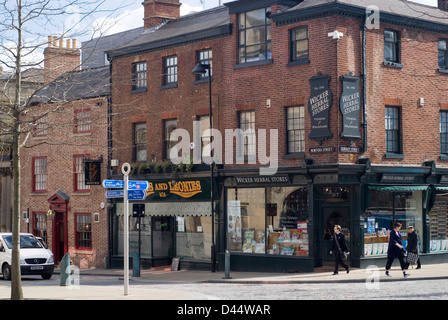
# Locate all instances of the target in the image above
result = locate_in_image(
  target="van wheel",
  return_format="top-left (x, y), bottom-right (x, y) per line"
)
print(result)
top-left (41, 273), bottom-right (52, 280)
top-left (2, 264), bottom-right (11, 281)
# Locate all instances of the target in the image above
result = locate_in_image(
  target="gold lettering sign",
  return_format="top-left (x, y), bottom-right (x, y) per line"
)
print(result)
top-left (146, 181), bottom-right (203, 199)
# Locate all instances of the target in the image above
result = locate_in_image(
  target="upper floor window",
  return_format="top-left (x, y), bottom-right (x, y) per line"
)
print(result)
top-left (132, 61), bottom-right (147, 91)
top-left (286, 106), bottom-right (305, 154)
top-left (163, 55), bottom-right (178, 86)
top-left (164, 119), bottom-right (177, 160)
top-left (198, 115), bottom-right (211, 158)
top-left (384, 29), bottom-right (400, 64)
top-left (133, 122), bottom-right (147, 162)
top-left (196, 49), bottom-right (213, 80)
top-left (385, 106), bottom-right (402, 155)
top-left (290, 26), bottom-right (309, 63)
top-left (239, 111), bottom-right (256, 159)
top-left (440, 111), bottom-right (448, 155)
top-left (439, 39), bottom-right (448, 70)
top-left (238, 7), bottom-right (271, 64)
top-left (33, 115), bottom-right (48, 137)
top-left (74, 155), bottom-right (90, 192)
top-left (32, 157), bottom-right (47, 192)
top-left (74, 108), bottom-right (91, 134)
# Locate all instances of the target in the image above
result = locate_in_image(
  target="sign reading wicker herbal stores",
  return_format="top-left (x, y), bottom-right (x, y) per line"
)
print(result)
top-left (339, 73), bottom-right (361, 142)
top-left (308, 73), bottom-right (333, 144)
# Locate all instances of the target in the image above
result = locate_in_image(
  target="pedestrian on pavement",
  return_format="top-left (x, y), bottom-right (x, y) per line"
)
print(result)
top-left (329, 225), bottom-right (349, 275)
top-left (385, 222), bottom-right (410, 277)
top-left (406, 226), bottom-right (421, 269)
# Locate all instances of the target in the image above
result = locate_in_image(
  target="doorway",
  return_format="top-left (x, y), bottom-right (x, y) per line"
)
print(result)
top-left (53, 211), bottom-right (68, 263)
top-left (151, 216), bottom-right (174, 266)
top-left (315, 186), bottom-right (351, 264)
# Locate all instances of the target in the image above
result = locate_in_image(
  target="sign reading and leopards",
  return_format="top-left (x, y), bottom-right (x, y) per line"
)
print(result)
top-left (308, 73), bottom-right (333, 144)
top-left (339, 73), bottom-right (361, 142)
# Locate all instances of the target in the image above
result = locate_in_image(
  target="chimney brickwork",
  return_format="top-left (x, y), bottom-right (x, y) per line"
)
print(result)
top-left (143, 0), bottom-right (181, 29)
top-left (44, 36), bottom-right (80, 85)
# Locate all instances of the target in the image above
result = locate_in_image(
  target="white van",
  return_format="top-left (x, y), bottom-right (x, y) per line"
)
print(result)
top-left (0, 233), bottom-right (54, 280)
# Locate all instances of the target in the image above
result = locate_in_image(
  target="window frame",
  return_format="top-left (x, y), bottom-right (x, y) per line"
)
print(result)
top-left (286, 106), bottom-right (305, 155)
top-left (131, 61), bottom-right (147, 92)
top-left (384, 29), bottom-right (401, 66)
top-left (195, 49), bottom-right (213, 81)
top-left (75, 212), bottom-right (92, 250)
top-left (289, 26), bottom-right (309, 66)
top-left (237, 7), bottom-right (272, 65)
top-left (32, 156), bottom-right (47, 192)
top-left (440, 110), bottom-right (448, 156)
top-left (74, 154), bottom-right (91, 192)
top-left (238, 110), bottom-right (256, 160)
top-left (32, 212), bottom-right (47, 244)
top-left (162, 55), bottom-right (178, 88)
top-left (133, 122), bottom-right (147, 162)
top-left (163, 119), bottom-right (178, 160)
top-left (73, 108), bottom-right (91, 134)
top-left (438, 38), bottom-right (448, 71)
top-left (385, 106), bottom-right (403, 157)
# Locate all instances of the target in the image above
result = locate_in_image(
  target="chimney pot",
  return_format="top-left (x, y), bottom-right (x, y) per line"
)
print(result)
top-left (66, 39), bottom-right (71, 49)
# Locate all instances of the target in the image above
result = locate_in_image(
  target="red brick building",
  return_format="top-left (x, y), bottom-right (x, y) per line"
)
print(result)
top-left (20, 38), bottom-right (110, 268)
top-left (107, 0), bottom-right (448, 272)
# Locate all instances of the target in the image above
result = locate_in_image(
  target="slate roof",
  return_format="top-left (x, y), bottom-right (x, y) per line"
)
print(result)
top-left (107, 6), bottom-right (231, 58)
top-left (32, 66), bottom-right (110, 104)
top-left (274, 0), bottom-right (448, 31)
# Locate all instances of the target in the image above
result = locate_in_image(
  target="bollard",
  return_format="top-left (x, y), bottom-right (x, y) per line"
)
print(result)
top-left (223, 249), bottom-right (232, 279)
top-left (132, 251), bottom-right (140, 277)
top-left (59, 252), bottom-right (71, 286)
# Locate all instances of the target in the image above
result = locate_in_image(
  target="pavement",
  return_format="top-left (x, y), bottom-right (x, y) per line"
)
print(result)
top-left (0, 263), bottom-right (447, 300)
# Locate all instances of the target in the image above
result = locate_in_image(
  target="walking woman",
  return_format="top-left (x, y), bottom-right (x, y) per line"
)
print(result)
top-left (406, 226), bottom-right (421, 269)
top-left (329, 225), bottom-right (349, 275)
top-left (385, 222), bottom-right (410, 277)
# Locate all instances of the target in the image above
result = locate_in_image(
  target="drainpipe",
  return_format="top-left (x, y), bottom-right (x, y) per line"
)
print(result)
top-left (362, 14), bottom-right (368, 153)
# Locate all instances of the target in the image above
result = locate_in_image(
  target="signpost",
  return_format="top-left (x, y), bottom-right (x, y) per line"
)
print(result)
top-left (105, 189), bottom-right (148, 200)
top-left (122, 163), bottom-right (130, 296)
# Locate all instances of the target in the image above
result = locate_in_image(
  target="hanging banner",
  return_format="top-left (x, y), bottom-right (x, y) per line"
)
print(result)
top-left (308, 73), bottom-right (332, 143)
top-left (340, 73), bottom-right (361, 140)
top-left (84, 160), bottom-right (101, 185)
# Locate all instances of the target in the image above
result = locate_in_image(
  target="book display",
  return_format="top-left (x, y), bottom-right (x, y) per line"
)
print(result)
top-left (429, 197), bottom-right (448, 252)
top-left (267, 222), bottom-right (309, 256)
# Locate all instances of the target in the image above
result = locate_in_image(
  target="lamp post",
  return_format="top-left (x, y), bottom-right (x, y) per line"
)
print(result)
top-left (192, 62), bottom-right (216, 272)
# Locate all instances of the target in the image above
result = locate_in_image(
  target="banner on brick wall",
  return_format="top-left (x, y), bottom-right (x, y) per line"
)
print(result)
top-left (340, 73), bottom-right (361, 141)
top-left (308, 73), bottom-right (333, 144)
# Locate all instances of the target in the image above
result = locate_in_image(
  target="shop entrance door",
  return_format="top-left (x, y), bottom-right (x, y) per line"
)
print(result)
top-left (151, 216), bottom-right (174, 267)
top-left (322, 207), bottom-right (350, 263)
top-left (53, 211), bottom-right (68, 264)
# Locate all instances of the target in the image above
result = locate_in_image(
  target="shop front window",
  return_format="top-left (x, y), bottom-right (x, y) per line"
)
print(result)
top-left (364, 189), bottom-right (424, 256)
top-left (429, 195), bottom-right (448, 252)
top-left (226, 186), bottom-right (308, 256)
top-left (176, 216), bottom-right (211, 260)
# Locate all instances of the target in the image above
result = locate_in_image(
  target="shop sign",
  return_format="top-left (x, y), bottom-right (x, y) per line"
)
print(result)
top-left (145, 179), bottom-right (213, 201)
top-left (439, 175), bottom-right (448, 184)
top-left (309, 146), bottom-right (335, 154)
top-left (234, 175), bottom-right (290, 185)
top-left (339, 73), bottom-right (361, 140)
top-left (84, 160), bottom-right (101, 185)
top-left (380, 174), bottom-right (415, 184)
top-left (308, 73), bottom-right (333, 143)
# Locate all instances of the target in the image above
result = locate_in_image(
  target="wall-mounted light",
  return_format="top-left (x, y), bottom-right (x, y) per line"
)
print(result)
top-left (418, 97), bottom-right (424, 107)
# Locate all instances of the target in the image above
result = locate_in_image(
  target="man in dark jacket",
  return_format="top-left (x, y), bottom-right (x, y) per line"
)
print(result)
top-left (385, 222), bottom-right (410, 277)
top-left (329, 225), bottom-right (349, 275)
top-left (406, 226), bottom-right (421, 269)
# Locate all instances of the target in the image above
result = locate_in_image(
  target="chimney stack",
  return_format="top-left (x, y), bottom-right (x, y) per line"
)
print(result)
top-left (44, 36), bottom-right (80, 85)
top-left (143, 0), bottom-right (181, 30)
top-left (439, 0), bottom-right (448, 11)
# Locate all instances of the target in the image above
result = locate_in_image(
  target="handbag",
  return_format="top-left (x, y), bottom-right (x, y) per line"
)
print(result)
top-left (334, 234), bottom-right (348, 262)
top-left (406, 251), bottom-right (419, 266)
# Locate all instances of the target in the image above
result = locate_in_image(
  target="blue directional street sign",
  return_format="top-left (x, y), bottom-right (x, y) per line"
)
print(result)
top-left (127, 180), bottom-right (150, 190)
top-left (102, 180), bottom-right (124, 188)
top-left (105, 189), bottom-right (147, 200)
top-left (105, 190), bottom-right (124, 198)
top-left (127, 190), bottom-right (147, 200)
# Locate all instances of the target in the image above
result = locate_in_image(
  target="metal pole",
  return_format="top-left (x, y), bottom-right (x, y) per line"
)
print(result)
top-left (209, 68), bottom-right (216, 273)
top-left (122, 163), bottom-right (130, 295)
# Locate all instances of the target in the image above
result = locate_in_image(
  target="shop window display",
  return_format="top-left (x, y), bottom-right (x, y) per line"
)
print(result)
top-left (429, 195), bottom-right (448, 252)
top-left (364, 190), bottom-right (423, 256)
top-left (227, 187), bottom-right (308, 255)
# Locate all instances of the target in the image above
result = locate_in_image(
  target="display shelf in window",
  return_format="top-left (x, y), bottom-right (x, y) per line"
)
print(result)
top-left (267, 221), bottom-right (308, 256)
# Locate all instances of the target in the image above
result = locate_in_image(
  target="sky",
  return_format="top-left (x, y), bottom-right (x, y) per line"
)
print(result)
top-left (0, 0), bottom-right (440, 72)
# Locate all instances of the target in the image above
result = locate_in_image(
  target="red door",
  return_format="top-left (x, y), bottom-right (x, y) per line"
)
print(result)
top-left (53, 211), bottom-right (68, 263)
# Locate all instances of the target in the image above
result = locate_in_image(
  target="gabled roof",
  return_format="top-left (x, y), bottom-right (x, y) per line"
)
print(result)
top-left (107, 6), bottom-right (232, 58)
top-left (273, 0), bottom-right (448, 33)
top-left (32, 66), bottom-right (110, 104)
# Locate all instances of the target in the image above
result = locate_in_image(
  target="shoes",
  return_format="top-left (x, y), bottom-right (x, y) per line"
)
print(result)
top-left (385, 271), bottom-right (391, 277)
top-left (332, 272), bottom-right (338, 275)
top-left (416, 266), bottom-right (421, 269)
top-left (346, 268), bottom-right (350, 274)
top-left (403, 272), bottom-right (410, 278)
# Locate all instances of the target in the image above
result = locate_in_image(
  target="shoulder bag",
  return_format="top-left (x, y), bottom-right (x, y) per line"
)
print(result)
top-left (334, 234), bottom-right (348, 261)
top-left (406, 251), bottom-right (419, 266)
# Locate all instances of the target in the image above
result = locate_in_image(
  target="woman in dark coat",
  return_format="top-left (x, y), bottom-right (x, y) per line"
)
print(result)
top-left (406, 226), bottom-right (421, 269)
top-left (385, 222), bottom-right (410, 277)
top-left (329, 225), bottom-right (349, 275)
